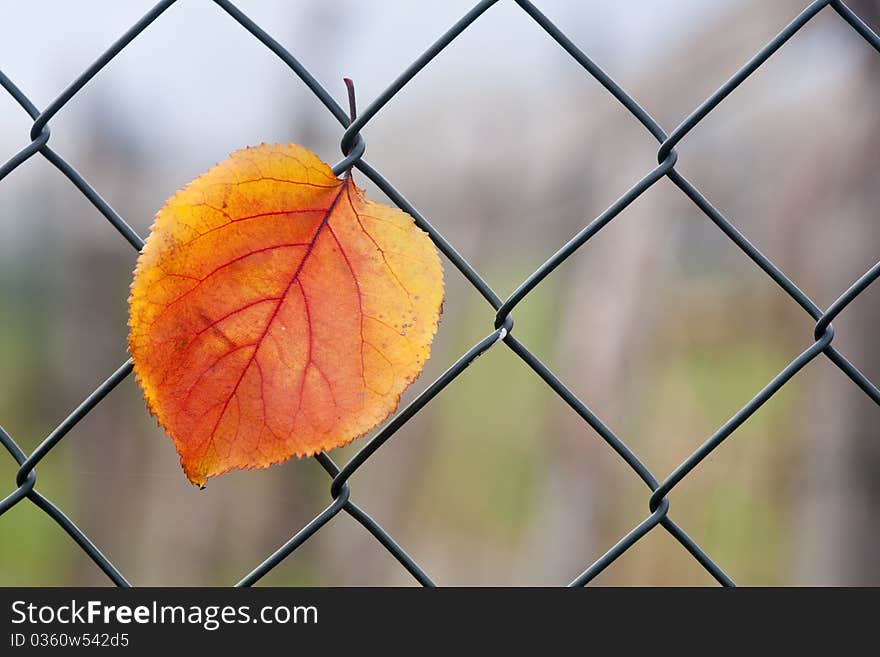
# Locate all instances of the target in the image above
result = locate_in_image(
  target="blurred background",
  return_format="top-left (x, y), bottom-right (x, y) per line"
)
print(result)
top-left (1, 0), bottom-right (879, 586)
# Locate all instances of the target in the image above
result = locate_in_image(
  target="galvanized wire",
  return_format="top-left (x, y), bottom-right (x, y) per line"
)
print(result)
top-left (1, 0), bottom-right (879, 587)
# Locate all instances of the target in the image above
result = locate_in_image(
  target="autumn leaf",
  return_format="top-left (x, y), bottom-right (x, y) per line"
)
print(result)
top-left (128, 143), bottom-right (443, 487)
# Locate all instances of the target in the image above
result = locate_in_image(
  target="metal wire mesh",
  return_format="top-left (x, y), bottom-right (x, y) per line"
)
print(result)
top-left (2, 0), bottom-right (880, 588)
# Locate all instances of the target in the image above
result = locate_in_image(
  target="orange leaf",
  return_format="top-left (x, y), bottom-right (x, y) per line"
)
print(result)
top-left (128, 143), bottom-right (443, 486)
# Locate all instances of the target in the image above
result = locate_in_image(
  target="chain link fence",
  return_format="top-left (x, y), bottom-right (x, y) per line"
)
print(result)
top-left (1, 0), bottom-right (879, 587)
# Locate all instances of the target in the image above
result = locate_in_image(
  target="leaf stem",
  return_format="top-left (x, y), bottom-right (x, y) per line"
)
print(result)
top-left (344, 77), bottom-right (357, 123)
top-left (342, 78), bottom-right (358, 179)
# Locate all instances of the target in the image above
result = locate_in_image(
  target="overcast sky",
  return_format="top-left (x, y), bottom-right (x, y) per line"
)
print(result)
top-left (0, 1), bottom-right (729, 155)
